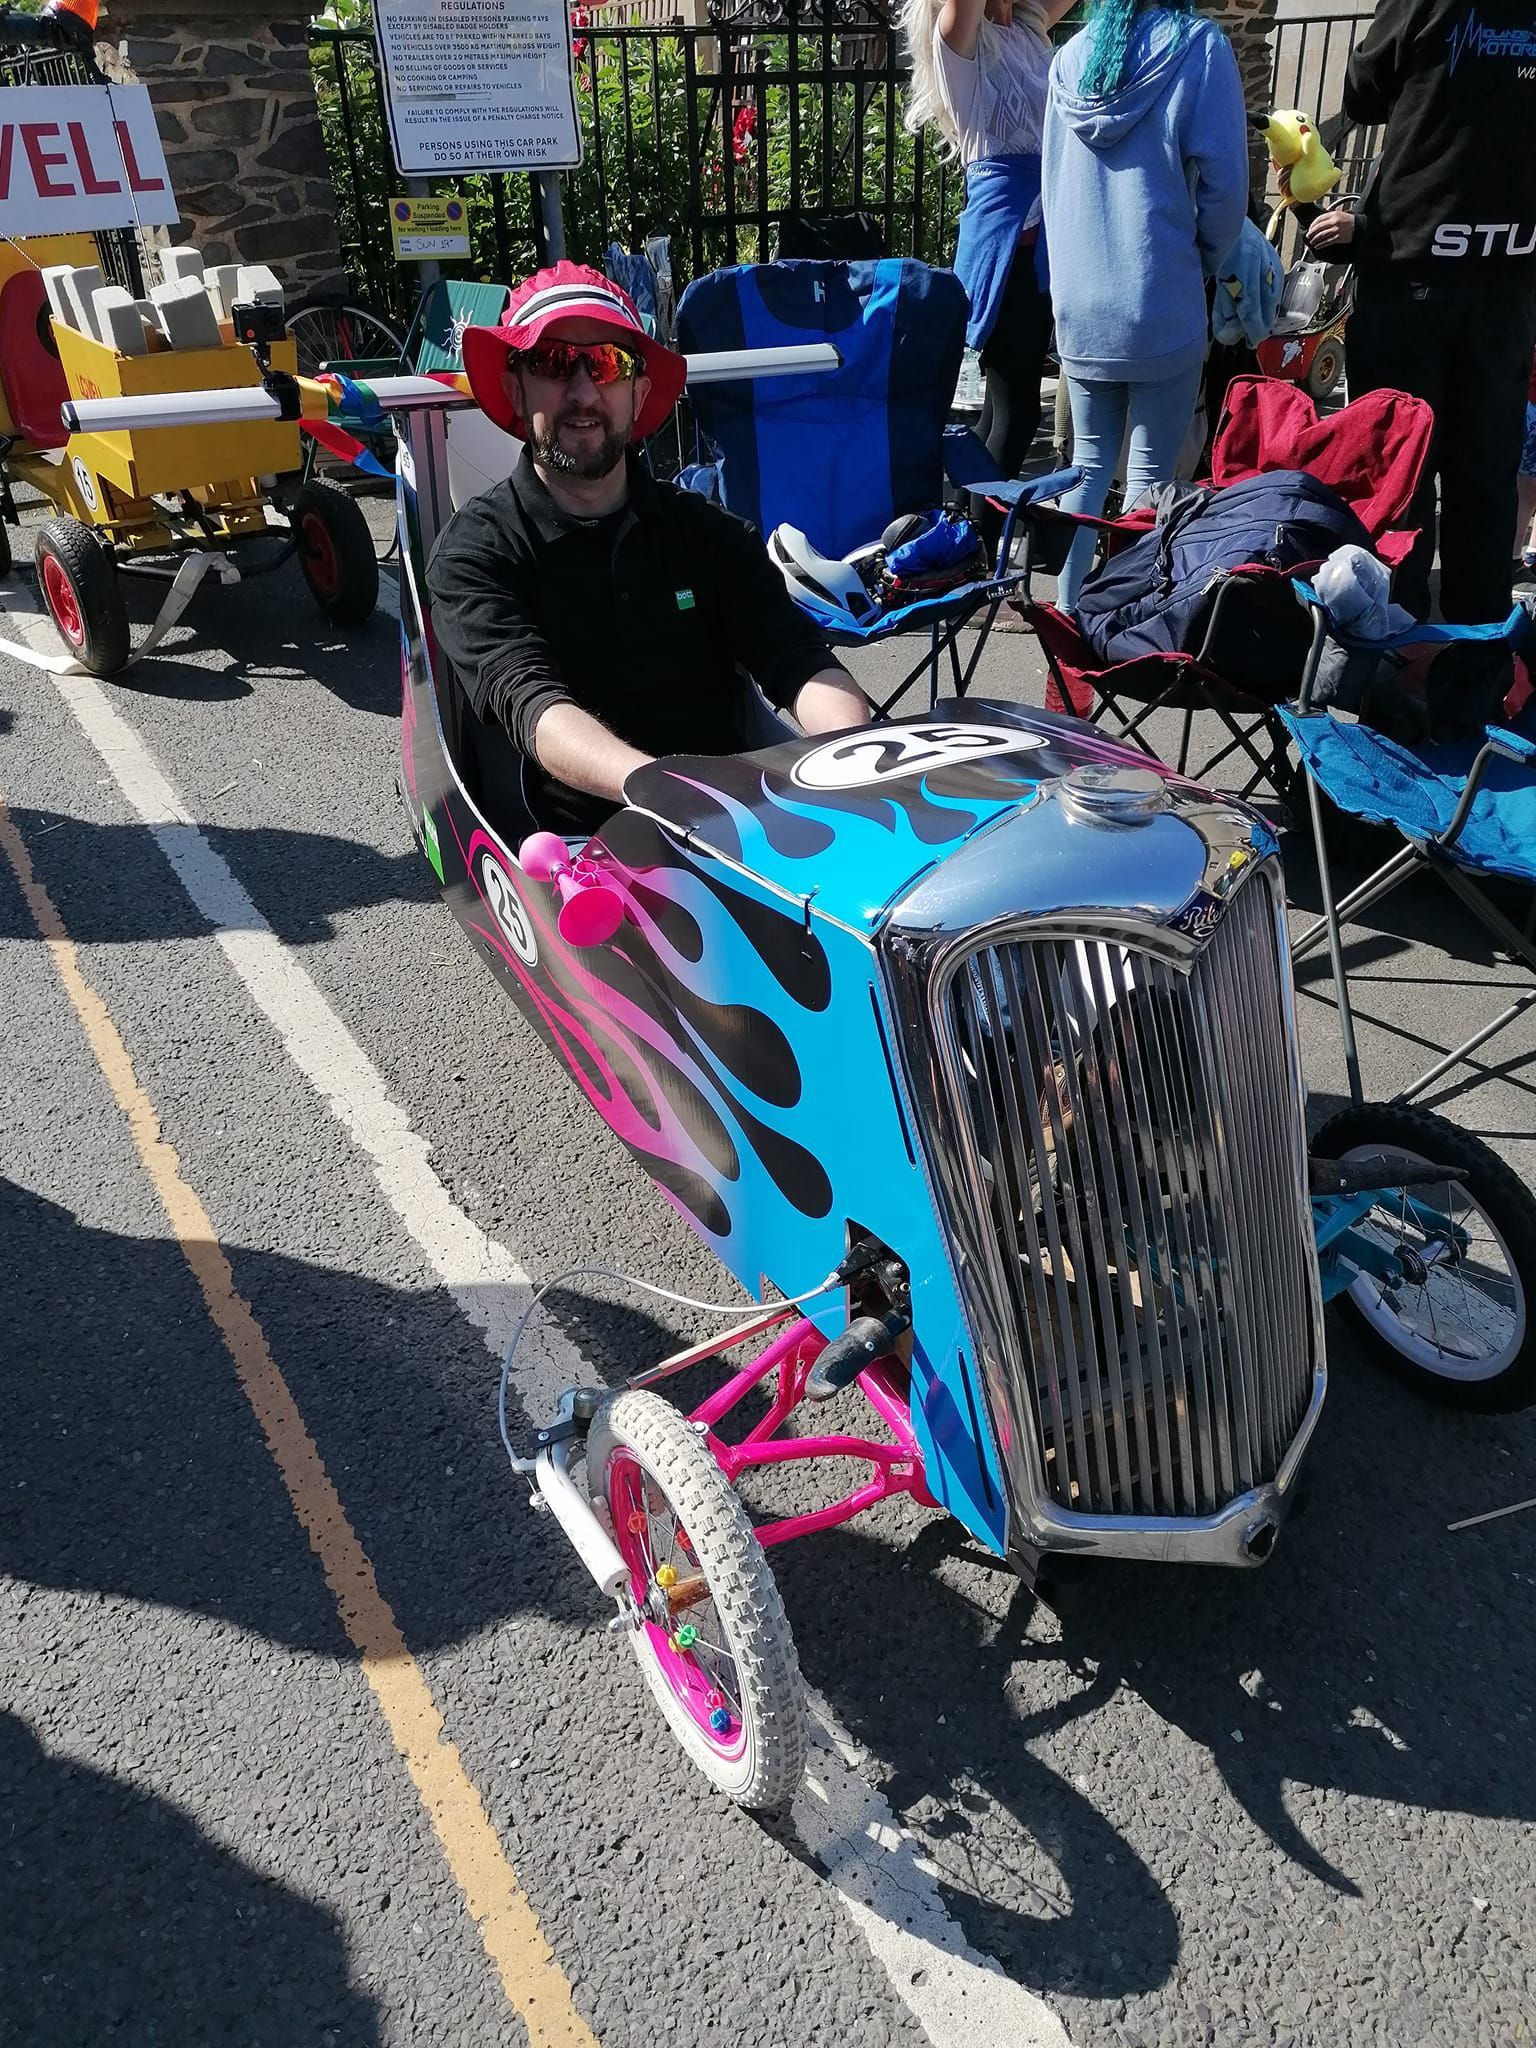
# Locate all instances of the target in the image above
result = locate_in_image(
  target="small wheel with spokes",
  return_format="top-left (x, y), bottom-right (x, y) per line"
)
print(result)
top-left (587, 1389), bottom-right (806, 1809)
top-left (283, 297), bottom-right (404, 379)
top-left (1315, 1102), bottom-right (1536, 1411)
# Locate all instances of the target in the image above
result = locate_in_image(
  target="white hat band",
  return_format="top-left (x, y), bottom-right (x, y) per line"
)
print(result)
top-left (511, 282), bottom-right (643, 333)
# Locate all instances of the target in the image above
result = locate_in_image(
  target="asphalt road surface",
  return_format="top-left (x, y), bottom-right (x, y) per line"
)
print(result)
top-left (2, 500), bottom-right (1533, 2048)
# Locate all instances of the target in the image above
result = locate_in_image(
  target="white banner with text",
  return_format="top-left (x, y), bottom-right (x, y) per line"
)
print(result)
top-left (0, 84), bottom-right (178, 238)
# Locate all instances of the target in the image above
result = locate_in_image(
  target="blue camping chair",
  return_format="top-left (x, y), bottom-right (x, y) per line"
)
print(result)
top-left (676, 258), bottom-right (1074, 713)
top-left (1281, 589), bottom-right (1536, 1106)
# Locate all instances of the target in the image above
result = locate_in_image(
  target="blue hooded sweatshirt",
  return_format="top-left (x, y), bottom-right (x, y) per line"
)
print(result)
top-left (1043, 9), bottom-right (1248, 383)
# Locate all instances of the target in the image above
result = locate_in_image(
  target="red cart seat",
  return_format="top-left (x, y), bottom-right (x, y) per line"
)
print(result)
top-left (0, 270), bottom-right (71, 452)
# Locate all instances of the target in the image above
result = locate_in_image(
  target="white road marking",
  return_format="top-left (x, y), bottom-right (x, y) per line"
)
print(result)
top-left (16, 589), bottom-right (1071, 2048)
top-left (799, 1701), bottom-right (1072, 2046)
top-left (52, 665), bottom-right (584, 1411)
top-left (1448, 1495), bottom-right (1536, 1532)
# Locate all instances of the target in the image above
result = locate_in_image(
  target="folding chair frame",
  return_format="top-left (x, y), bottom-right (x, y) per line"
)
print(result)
top-left (1023, 560), bottom-right (1306, 807)
top-left (1287, 601), bottom-right (1536, 1107)
top-left (861, 454), bottom-right (1080, 718)
top-left (868, 582), bottom-right (1021, 717)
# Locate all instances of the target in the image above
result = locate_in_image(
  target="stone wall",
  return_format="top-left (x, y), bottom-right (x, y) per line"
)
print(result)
top-left (100, 0), bottom-right (345, 298)
top-left (1202, 0), bottom-right (1283, 181)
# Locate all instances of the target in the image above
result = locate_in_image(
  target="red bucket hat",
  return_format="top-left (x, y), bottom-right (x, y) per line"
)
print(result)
top-left (461, 261), bottom-right (687, 442)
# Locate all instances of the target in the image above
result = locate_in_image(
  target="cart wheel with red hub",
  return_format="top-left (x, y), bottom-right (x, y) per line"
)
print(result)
top-left (34, 518), bottom-right (130, 677)
top-left (587, 1389), bottom-right (807, 1810)
top-left (1306, 337), bottom-right (1345, 401)
top-left (291, 476), bottom-right (379, 628)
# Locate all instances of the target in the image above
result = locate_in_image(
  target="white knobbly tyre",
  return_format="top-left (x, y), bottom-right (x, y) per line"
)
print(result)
top-left (588, 1389), bottom-right (807, 1810)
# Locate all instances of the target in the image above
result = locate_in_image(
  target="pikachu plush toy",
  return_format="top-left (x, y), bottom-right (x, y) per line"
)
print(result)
top-left (1259, 110), bottom-right (1342, 207)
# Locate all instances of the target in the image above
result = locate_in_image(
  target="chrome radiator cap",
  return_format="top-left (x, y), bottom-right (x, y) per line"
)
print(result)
top-left (1059, 763), bottom-right (1171, 826)
top-left (887, 755), bottom-right (1272, 946)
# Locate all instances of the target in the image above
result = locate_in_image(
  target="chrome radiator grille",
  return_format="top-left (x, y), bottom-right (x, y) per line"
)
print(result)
top-left (941, 874), bottom-right (1315, 1519)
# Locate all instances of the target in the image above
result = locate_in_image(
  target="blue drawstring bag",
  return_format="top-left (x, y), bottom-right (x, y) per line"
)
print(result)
top-left (886, 512), bottom-right (985, 593)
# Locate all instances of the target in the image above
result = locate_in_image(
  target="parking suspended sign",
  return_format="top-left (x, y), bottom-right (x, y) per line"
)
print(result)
top-left (389, 194), bottom-right (472, 259)
top-left (0, 84), bottom-right (179, 238)
top-left (372, 0), bottom-right (583, 177)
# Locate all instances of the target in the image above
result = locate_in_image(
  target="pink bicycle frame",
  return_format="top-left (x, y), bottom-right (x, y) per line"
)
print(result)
top-left (655, 1313), bottom-right (939, 1547)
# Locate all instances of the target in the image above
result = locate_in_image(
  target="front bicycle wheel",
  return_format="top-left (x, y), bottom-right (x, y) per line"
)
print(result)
top-left (1315, 1102), bottom-right (1536, 1411)
top-left (283, 298), bottom-right (405, 378)
top-left (587, 1390), bottom-right (806, 1810)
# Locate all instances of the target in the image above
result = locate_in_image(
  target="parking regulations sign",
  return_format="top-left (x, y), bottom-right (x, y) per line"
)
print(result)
top-left (389, 194), bottom-right (471, 259)
top-left (372, 0), bottom-right (583, 176)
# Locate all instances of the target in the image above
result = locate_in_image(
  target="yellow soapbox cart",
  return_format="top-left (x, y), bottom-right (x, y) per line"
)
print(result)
top-left (0, 232), bottom-right (378, 675)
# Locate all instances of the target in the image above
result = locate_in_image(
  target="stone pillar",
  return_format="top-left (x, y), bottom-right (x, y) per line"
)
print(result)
top-left (99, 0), bottom-right (346, 296)
top-left (1201, 0), bottom-right (1282, 185)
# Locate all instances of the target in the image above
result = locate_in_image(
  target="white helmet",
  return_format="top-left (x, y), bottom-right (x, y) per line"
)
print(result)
top-left (767, 524), bottom-right (883, 628)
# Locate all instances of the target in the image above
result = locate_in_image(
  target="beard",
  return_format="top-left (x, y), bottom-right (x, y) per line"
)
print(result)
top-left (529, 402), bottom-right (630, 481)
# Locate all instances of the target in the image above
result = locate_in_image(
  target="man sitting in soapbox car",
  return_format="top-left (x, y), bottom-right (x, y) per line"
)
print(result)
top-left (426, 264), bottom-right (870, 840)
top-left (386, 278), bottom-right (1536, 1815)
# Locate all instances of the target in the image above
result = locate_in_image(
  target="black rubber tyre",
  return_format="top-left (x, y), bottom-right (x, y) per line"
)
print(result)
top-left (34, 517), bottom-right (130, 676)
top-left (587, 1389), bottom-right (807, 1810)
top-left (1313, 1102), bottom-right (1536, 1411)
top-left (291, 477), bottom-right (379, 627)
top-left (1306, 337), bottom-right (1345, 401)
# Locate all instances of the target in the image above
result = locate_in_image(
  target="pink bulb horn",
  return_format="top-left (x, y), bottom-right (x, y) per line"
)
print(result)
top-left (518, 832), bottom-right (624, 948)
top-left (518, 831), bottom-right (569, 882)
top-left (557, 884), bottom-right (624, 947)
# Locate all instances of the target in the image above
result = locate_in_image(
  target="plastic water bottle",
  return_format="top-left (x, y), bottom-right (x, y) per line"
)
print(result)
top-left (953, 348), bottom-right (984, 413)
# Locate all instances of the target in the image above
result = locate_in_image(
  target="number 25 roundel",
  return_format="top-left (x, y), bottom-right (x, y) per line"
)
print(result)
top-left (790, 722), bottom-right (1049, 792)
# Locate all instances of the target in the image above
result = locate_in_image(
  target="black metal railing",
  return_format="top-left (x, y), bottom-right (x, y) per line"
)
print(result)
top-left (1265, 9), bottom-right (1379, 196)
top-left (311, 15), bottom-right (960, 323)
top-left (311, 5), bottom-right (1373, 324)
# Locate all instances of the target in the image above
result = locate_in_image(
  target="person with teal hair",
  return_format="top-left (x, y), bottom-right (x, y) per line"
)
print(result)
top-left (1076, 0), bottom-right (1195, 96)
top-left (1042, 0), bottom-right (1248, 609)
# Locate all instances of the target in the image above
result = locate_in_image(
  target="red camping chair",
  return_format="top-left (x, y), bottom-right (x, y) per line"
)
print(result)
top-left (1015, 376), bottom-right (1433, 804)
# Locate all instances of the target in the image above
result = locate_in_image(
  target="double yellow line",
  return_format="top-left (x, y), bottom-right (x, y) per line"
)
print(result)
top-left (0, 797), bottom-right (597, 2048)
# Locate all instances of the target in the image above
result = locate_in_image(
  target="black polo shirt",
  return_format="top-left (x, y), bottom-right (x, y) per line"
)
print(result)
top-left (425, 450), bottom-right (848, 838)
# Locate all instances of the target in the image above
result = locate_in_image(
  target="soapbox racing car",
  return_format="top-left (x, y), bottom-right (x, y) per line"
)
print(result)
top-left (0, 8), bottom-right (378, 673)
top-left (66, 365), bottom-right (1536, 1813)
top-left (384, 387), bottom-right (1536, 1809)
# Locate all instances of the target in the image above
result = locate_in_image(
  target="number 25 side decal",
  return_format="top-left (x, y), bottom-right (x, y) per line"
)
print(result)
top-left (790, 723), bottom-right (1050, 792)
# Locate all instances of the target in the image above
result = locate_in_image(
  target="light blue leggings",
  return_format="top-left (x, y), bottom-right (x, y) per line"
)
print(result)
top-left (1056, 365), bottom-right (1204, 612)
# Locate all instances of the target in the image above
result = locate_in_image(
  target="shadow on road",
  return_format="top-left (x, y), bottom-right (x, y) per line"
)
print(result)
top-left (0, 1711), bottom-right (380, 2045)
top-left (6, 1172), bottom-right (1532, 2015)
top-left (122, 569), bottom-right (401, 716)
top-left (0, 807), bottom-right (429, 946)
top-left (2, 555), bottom-right (399, 715)
top-left (0, 1177), bottom-right (596, 1663)
top-left (778, 1314), bottom-right (1535, 2001)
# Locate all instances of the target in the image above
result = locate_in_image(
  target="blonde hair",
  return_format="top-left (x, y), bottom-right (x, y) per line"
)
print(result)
top-left (899, 0), bottom-right (1052, 159)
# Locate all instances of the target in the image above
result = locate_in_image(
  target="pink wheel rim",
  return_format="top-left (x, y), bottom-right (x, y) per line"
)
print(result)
top-left (41, 552), bottom-right (84, 646)
top-left (606, 1450), bottom-right (748, 1764)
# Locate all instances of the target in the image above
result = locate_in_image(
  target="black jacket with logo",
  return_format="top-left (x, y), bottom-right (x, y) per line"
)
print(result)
top-left (1344, 0), bottom-right (1536, 273)
top-left (427, 452), bottom-right (845, 838)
